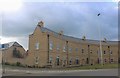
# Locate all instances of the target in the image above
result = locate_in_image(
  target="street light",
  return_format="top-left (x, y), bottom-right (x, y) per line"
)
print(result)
top-left (97, 13), bottom-right (103, 66)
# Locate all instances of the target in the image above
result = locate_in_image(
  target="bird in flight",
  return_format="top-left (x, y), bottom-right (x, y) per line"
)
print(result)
top-left (97, 13), bottom-right (100, 16)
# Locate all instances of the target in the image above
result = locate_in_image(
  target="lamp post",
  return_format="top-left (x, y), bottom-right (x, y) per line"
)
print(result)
top-left (97, 13), bottom-right (103, 66)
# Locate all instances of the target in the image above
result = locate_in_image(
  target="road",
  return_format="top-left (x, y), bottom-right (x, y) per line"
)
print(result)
top-left (2, 68), bottom-right (118, 76)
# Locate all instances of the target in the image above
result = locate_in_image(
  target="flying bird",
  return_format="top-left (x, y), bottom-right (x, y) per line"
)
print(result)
top-left (97, 13), bottom-right (100, 16)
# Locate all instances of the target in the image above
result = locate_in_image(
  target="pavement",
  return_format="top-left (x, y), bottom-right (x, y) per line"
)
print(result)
top-left (1, 68), bottom-right (119, 76)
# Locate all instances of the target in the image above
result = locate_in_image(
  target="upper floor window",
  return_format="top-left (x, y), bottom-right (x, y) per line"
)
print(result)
top-left (97, 51), bottom-right (99, 55)
top-left (69, 47), bottom-right (72, 53)
top-left (75, 48), bottom-right (78, 52)
top-left (90, 50), bottom-right (92, 54)
top-left (63, 46), bottom-right (67, 52)
top-left (104, 51), bottom-right (106, 54)
top-left (35, 42), bottom-right (39, 50)
top-left (110, 51), bottom-right (112, 55)
top-left (82, 49), bottom-right (84, 53)
top-left (49, 41), bottom-right (53, 50)
top-left (56, 44), bottom-right (60, 51)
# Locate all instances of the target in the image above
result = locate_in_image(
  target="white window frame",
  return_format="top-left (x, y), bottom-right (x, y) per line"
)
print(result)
top-left (63, 46), bottom-right (66, 52)
top-left (110, 51), bottom-right (112, 55)
top-left (35, 42), bottom-right (39, 50)
top-left (56, 44), bottom-right (60, 51)
top-left (69, 47), bottom-right (72, 53)
top-left (49, 41), bottom-right (53, 50)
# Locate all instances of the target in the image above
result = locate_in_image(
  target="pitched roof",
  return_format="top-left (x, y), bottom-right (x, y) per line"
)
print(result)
top-left (38, 26), bottom-right (118, 45)
top-left (1, 42), bottom-right (22, 49)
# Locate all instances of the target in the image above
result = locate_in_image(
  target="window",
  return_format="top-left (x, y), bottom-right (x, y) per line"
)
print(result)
top-left (35, 42), bottom-right (39, 50)
top-left (110, 51), bottom-right (112, 55)
top-left (76, 58), bottom-right (79, 64)
top-left (110, 59), bottom-right (114, 63)
top-left (56, 56), bottom-right (60, 65)
top-left (35, 57), bottom-right (39, 64)
top-left (90, 50), bottom-right (92, 54)
top-left (104, 51), bottom-right (106, 54)
top-left (75, 48), bottom-right (78, 52)
top-left (69, 47), bottom-right (72, 53)
top-left (49, 56), bottom-right (52, 64)
top-left (63, 46), bottom-right (66, 52)
top-left (97, 51), bottom-right (99, 55)
top-left (56, 44), bottom-right (60, 51)
top-left (104, 59), bottom-right (107, 63)
top-left (82, 49), bottom-right (84, 53)
top-left (69, 58), bottom-right (72, 65)
top-left (49, 41), bottom-right (53, 50)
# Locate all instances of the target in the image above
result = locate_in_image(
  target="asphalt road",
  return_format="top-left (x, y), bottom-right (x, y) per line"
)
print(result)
top-left (2, 68), bottom-right (118, 76)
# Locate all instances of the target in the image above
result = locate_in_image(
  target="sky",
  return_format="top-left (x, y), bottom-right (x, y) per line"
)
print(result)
top-left (0, 0), bottom-right (119, 50)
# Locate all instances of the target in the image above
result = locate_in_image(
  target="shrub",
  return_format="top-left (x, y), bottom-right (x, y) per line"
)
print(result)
top-left (11, 63), bottom-right (16, 66)
top-left (16, 62), bottom-right (21, 66)
top-left (5, 62), bottom-right (10, 65)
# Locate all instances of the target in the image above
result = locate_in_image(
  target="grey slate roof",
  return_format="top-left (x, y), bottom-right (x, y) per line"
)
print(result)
top-left (1, 42), bottom-right (22, 49)
top-left (39, 26), bottom-right (118, 46)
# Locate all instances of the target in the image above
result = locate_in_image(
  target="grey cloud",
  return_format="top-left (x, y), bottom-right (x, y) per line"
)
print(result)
top-left (2, 2), bottom-right (118, 41)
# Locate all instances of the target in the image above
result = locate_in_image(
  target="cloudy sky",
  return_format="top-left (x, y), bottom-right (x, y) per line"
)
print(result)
top-left (0, 0), bottom-right (119, 50)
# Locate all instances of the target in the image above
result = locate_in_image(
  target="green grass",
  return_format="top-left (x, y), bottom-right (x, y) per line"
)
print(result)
top-left (65, 64), bottom-right (118, 70)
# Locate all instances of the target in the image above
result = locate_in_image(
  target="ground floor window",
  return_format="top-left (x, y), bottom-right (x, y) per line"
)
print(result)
top-left (69, 58), bottom-right (72, 65)
top-left (62, 60), bottom-right (66, 67)
top-left (110, 59), bottom-right (113, 63)
top-left (119, 58), bottom-right (120, 63)
top-left (49, 57), bottom-right (52, 64)
top-left (104, 59), bottom-right (107, 63)
top-left (97, 58), bottom-right (100, 64)
top-left (86, 58), bottom-right (89, 64)
top-left (76, 58), bottom-right (79, 64)
top-left (35, 57), bottom-right (39, 64)
top-left (56, 56), bottom-right (60, 66)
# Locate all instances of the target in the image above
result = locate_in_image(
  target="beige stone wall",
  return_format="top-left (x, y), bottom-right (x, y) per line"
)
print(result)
top-left (26, 27), bottom-right (118, 68)
top-left (25, 26), bottom-right (48, 67)
top-left (2, 46), bottom-right (26, 65)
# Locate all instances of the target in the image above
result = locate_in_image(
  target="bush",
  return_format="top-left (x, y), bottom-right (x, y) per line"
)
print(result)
top-left (4, 62), bottom-right (10, 65)
top-left (11, 63), bottom-right (16, 66)
top-left (16, 62), bottom-right (21, 66)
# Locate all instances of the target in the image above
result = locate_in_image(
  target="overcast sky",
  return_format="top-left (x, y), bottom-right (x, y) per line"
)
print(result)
top-left (0, 0), bottom-right (119, 50)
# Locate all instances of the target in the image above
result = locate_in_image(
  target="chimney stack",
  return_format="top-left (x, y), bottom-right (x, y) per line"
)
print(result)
top-left (82, 35), bottom-right (86, 40)
top-left (59, 30), bottom-right (63, 35)
top-left (37, 21), bottom-right (44, 27)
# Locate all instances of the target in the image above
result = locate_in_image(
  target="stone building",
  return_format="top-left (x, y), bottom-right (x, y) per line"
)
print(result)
top-left (1, 42), bottom-right (26, 65)
top-left (25, 21), bottom-right (118, 67)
